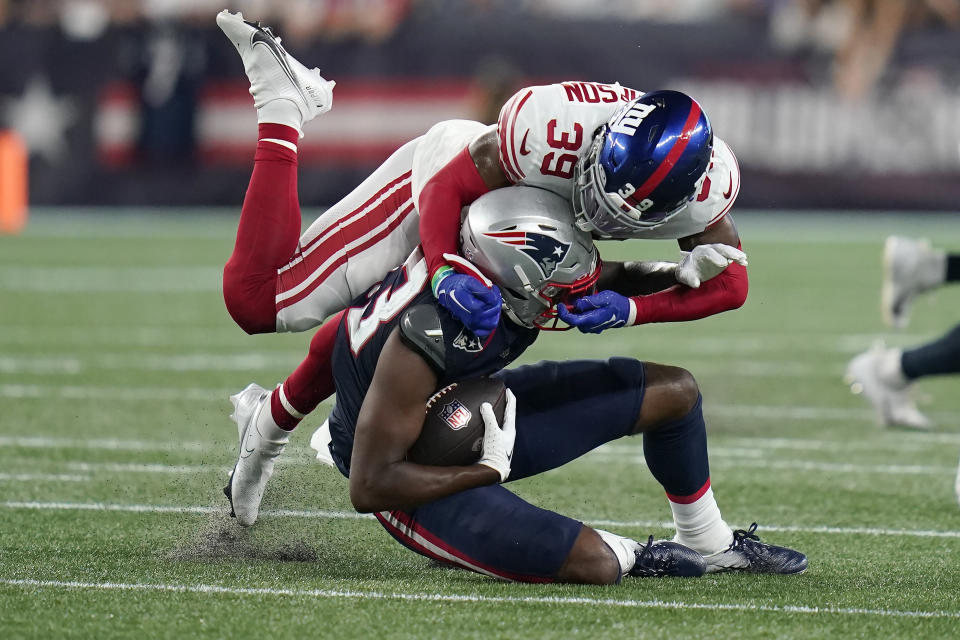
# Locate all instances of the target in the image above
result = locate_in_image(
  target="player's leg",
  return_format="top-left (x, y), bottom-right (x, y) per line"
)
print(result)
top-left (845, 340), bottom-right (935, 430)
top-left (225, 140), bottom-right (421, 526)
top-left (225, 312), bottom-right (345, 526)
top-left (217, 12), bottom-right (335, 334)
top-left (224, 133), bottom-right (422, 526)
top-left (901, 323), bottom-right (960, 380)
top-left (498, 357), bottom-right (806, 575)
top-left (882, 236), bottom-right (959, 329)
top-left (273, 137), bottom-right (421, 332)
top-left (375, 484), bottom-right (702, 584)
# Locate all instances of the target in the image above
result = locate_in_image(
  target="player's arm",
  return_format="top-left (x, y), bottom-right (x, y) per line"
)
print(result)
top-left (419, 129), bottom-right (511, 273)
top-left (634, 214), bottom-right (749, 322)
top-left (599, 216), bottom-right (746, 294)
top-left (559, 216), bottom-right (748, 333)
top-left (418, 130), bottom-right (510, 336)
top-left (348, 328), bottom-right (505, 513)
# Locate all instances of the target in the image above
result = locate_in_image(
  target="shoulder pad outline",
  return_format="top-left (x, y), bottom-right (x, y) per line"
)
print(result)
top-left (398, 304), bottom-right (446, 375)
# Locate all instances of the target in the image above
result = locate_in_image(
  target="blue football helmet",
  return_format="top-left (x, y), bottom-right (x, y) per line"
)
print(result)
top-left (572, 90), bottom-right (713, 237)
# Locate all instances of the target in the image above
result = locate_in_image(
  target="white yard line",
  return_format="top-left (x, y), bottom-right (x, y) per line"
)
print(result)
top-left (3, 501), bottom-right (959, 539)
top-left (0, 354), bottom-right (821, 376)
top-left (0, 435), bottom-right (211, 452)
top-left (0, 384), bottom-right (233, 401)
top-left (0, 326), bottom-right (240, 347)
top-left (0, 353), bottom-right (303, 374)
top-left (0, 326), bottom-right (936, 354)
top-left (591, 452), bottom-right (955, 475)
top-left (0, 473), bottom-right (89, 482)
top-left (0, 501), bottom-right (367, 519)
top-left (3, 431), bottom-right (957, 459)
top-left (0, 578), bottom-right (956, 619)
top-left (1, 449), bottom-right (952, 478)
top-left (0, 266), bottom-right (221, 293)
top-left (2, 382), bottom-right (960, 427)
top-left (64, 462), bottom-right (228, 474)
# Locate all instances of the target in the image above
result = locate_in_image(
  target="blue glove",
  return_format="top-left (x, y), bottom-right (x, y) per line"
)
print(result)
top-left (557, 290), bottom-right (633, 334)
top-left (434, 272), bottom-right (502, 337)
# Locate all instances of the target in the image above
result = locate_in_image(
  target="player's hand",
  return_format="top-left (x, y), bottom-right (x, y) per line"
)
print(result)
top-left (435, 273), bottom-right (502, 337)
top-left (477, 389), bottom-right (516, 482)
top-left (557, 291), bottom-right (633, 334)
top-left (675, 243), bottom-right (747, 289)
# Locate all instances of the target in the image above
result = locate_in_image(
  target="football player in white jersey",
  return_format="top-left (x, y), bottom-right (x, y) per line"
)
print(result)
top-left (215, 11), bottom-right (748, 526)
top-left (417, 81), bottom-right (747, 335)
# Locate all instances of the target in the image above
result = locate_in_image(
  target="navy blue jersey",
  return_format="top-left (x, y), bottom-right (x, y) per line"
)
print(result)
top-left (326, 249), bottom-right (538, 476)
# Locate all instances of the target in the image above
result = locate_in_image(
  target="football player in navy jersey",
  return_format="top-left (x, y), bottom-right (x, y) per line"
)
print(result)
top-left (226, 186), bottom-right (806, 583)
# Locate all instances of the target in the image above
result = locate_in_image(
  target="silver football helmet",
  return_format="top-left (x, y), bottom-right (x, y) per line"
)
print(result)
top-left (459, 186), bottom-right (601, 329)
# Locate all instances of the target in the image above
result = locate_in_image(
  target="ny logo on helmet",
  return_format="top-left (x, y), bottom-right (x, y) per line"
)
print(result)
top-left (484, 231), bottom-right (571, 278)
top-left (610, 102), bottom-right (657, 136)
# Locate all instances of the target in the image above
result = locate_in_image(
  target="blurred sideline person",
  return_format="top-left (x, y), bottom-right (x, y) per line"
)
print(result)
top-left (232, 185), bottom-right (806, 582)
top-left (215, 11), bottom-right (748, 526)
top-left (846, 236), bottom-right (960, 431)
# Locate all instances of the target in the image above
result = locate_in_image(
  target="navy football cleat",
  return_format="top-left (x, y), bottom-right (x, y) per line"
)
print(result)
top-left (704, 523), bottom-right (807, 574)
top-left (629, 536), bottom-right (707, 578)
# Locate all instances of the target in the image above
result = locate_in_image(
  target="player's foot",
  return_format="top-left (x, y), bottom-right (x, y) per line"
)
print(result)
top-left (703, 523), bottom-right (807, 574)
top-left (224, 383), bottom-right (290, 527)
top-left (882, 236), bottom-right (946, 329)
top-left (845, 343), bottom-right (932, 430)
top-left (216, 10), bottom-right (334, 129)
top-left (629, 536), bottom-right (707, 578)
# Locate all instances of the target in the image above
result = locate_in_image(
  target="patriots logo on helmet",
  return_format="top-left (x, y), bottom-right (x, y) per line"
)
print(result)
top-left (438, 400), bottom-right (472, 431)
top-left (484, 231), bottom-right (571, 278)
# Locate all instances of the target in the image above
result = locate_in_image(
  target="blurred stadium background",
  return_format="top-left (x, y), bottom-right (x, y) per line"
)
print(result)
top-left (1, 0), bottom-right (959, 210)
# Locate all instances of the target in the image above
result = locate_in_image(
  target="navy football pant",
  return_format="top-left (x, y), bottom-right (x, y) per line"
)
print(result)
top-left (375, 357), bottom-right (645, 582)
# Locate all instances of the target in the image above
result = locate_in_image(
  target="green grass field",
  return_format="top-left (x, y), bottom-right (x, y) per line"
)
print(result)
top-left (1, 209), bottom-right (959, 639)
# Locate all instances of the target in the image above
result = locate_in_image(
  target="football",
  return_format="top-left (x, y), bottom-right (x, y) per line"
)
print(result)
top-left (407, 376), bottom-right (507, 466)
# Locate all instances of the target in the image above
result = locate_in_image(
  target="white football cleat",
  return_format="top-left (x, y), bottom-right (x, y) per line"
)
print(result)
top-left (224, 383), bottom-right (290, 527)
top-left (216, 10), bottom-right (334, 131)
top-left (845, 344), bottom-right (932, 430)
top-left (882, 236), bottom-right (946, 329)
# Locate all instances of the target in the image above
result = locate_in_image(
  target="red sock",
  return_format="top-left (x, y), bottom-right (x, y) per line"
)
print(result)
top-left (270, 311), bottom-right (344, 430)
top-left (223, 123), bottom-right (302, 334)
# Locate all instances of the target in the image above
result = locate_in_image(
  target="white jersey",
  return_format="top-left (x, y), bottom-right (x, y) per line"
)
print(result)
top-left (411, 119), bottom-right (490, 208)
top-left (268, 85), bottom-right (739, 333)
top-left (496, 82), bottom-right (740, 240)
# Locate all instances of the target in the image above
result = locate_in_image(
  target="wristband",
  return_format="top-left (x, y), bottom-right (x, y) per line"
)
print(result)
top-left (626, 297), bottom-right (639, 325)
top-left (430, 265), bottom-right (454, 298)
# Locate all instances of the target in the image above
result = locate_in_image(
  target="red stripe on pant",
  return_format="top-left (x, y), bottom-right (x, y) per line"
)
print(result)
top-left (375, 510), bottom-right (553, 583)
top-left (296, 171), bottom-right (412, 257)
top-left (276, 200), bottom-right (417, 312)
top-left (278, 179), bottom-right (412, 287)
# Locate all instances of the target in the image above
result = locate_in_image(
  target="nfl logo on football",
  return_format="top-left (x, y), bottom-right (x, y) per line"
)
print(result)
top-left (438, 400), bottom-right (472, 431)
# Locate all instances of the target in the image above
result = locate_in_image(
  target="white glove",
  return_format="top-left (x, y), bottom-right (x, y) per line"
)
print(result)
top-left (477, 389), bottom-right (516, 482)
top-left (675, 243), bottom-right (748, 288)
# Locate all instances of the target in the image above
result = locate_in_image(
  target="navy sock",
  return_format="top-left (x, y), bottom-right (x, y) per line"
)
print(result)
top-left (946, 254), bottom-right (960, 283)
top-left (901, 323), bottom-right (960, 380)
top-left (642, 395), bottom-right (709, 498)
